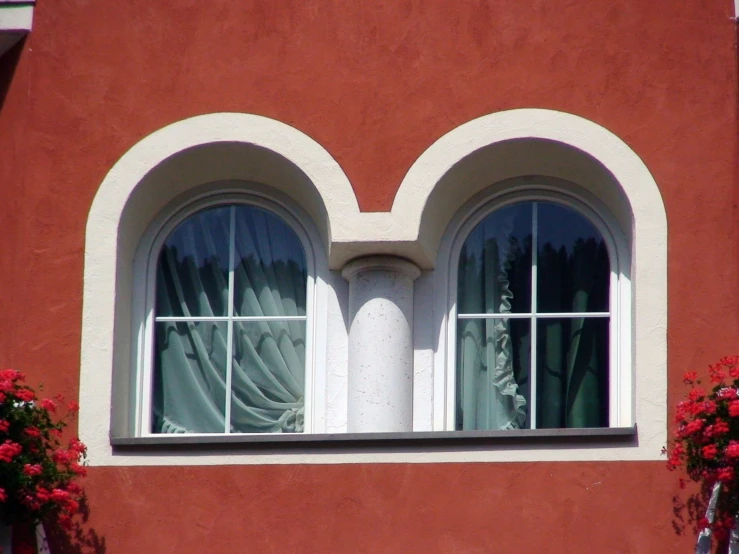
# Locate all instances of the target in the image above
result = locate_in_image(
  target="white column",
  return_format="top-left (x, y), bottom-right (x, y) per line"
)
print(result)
top-left (341, 256), bottom-right (421, 433)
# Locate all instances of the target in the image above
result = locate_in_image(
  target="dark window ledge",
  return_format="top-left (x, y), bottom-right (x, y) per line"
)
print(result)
top-left (111, 426), bottom-right (637, 452)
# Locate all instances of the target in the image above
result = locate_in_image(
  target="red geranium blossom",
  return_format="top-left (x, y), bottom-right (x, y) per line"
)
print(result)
top-left (666, 356), bottom-right (739, 543)
top-left (0, 369), bottom-right (87, 528)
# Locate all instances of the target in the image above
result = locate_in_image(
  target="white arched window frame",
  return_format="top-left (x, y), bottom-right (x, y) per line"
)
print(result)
top-left (80, 109), bottom-right (664, 464)
top-left (131, 188), bottom-right (327, 437)
top-left (435, 181), bottom-right (633, 431)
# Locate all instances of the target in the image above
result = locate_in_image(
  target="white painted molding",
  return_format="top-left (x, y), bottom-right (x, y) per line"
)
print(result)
top-left (80, 109), bottom-right (667, 464)
top-left (316, 109), bottom-right (666, 269)
top-left (388, 109), bottom-right (664, 265)
top-left (85, 112), bottom-right (360, 251)
top-left (341, 255), bottom-right (421, 282)
top-left (0, 2), bottom-right (32, 57)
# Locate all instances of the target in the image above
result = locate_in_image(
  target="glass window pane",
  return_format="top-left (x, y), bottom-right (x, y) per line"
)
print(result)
top-left (152, 321), bottom-right (228, 434)
top-left (457, 203), bottom-right (532, 314)
top-left (233, 206), bottom-right (307, 318)
top-left (536, 317), bottom-right (609, 429)
top-left (231, 320), bottom-right (306, 433)
top-left (156, 206), bottom-right (231, 318)
top-left (536, 203), bottom-right (610, 313)
top-left (456, 318), bottom-right (531, 430)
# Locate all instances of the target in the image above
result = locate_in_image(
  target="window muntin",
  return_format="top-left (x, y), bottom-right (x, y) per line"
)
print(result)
top-left (455, 200), bottom-right (611, 431)
top-left (149, 203), bottom-right (308, 435)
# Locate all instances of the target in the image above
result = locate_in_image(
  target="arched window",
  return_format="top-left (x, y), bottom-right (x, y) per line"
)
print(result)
top-left (449, 189), bottom-right (628, 432)
top-left (137, 198), bottom-right (315, 435)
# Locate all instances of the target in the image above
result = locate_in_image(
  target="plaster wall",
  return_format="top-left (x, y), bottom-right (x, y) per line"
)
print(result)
top-left (0, 0), bottom-right (737, 552)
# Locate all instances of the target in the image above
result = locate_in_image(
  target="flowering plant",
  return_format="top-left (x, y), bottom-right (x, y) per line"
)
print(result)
top-left (0, 369), bottom-right (86, 530)
top-left (666, 356), bottom-right (739, 542)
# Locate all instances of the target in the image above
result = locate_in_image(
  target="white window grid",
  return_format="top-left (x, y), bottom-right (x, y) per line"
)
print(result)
top-left (133, 194), bottom-right (318, 437)
top-left (442, 186), bottom-right (631, 432)
top-left (456, 201), bottom-right (612, 429)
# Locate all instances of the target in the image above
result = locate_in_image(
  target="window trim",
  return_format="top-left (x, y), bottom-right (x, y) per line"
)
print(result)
top-left (131, 188), bottom-right (326, 437)
top-left (80, 109), bottom-right (665, 465)
top-left (435, 179), bottom-right (633, 432)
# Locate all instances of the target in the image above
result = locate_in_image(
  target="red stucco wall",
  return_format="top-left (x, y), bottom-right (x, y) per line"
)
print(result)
top-left (0, 0), bottom-right (737, 551)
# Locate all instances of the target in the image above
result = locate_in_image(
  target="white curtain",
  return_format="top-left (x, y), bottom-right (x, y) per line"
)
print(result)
top-left (456, 213), bottom-right (528, 430)
top-left (153, 205), bottom-right (306, 434)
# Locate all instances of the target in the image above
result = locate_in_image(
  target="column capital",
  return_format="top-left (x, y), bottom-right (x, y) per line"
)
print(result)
top-left (341, 255), bottom-right (421, 282)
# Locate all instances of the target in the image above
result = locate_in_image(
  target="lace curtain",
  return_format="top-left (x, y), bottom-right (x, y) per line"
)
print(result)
top-left (152, 205), bottom-right (307, 434)
top-left (456, 201), bottom-right (609, 430)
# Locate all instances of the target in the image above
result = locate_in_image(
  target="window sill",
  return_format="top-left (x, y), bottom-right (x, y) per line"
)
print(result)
top-left (111, 425), bottom-right (637, 451)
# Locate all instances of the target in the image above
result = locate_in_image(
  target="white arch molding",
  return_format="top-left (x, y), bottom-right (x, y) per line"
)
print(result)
top-left (80, 109), bottom-right (667, 465)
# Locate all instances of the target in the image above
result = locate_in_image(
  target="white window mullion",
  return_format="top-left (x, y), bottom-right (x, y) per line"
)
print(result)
top-left (138, 307), bottom-right (154, 435)
top-left (529, 202), bottom-right (538, 430)
top-left (154, 315), bottom-right (307, 322)
top-left (457, 312), bottom-right (609, 319)
top-left (609, 265), bottom-right (620, 427)
top-left (224, 206), bottom-right (236, 434)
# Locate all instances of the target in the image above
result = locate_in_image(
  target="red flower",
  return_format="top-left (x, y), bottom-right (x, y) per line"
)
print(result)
top-left (683, 419), bottom-right (705, 436)
top-left (50, 489), bottom-right (70, 503)
top-left (667, 444), bottom-right (683, 470)
top-left (701, 400), bottom-right (717, 415)
top-left (21, 493), bottom-right (41, 511)
top-left (702, 445), bottom-right (719, 459)
top-left (23, 426), bottom-right (41, 438)
top-left (689, 387), bottom-right (707, 402)
top-left (39, 398), bottom-right (57, 413)
top-left (65, 483), bottom-right (82, 495)
top-left (0, 370), bottom-right (86, 526)
top-left (684, 371), bottom-right (698, 384)
top-left (726, 441), bottom-right (739, 459)
top-left (718, 467), bottom-right (735, 483)
top-left (14, 388), bottom-right (35, 403)
top-left (729, 400), bottom-right (739, 417)
top-left (68, 437), bottom-right (86, 455)
top-left (67, 401), bottom-right (80, 414)
top-left (714, 420), bottom-right (730, 435)
top-left (0, 440), bottom-right (23, 462)
top-left (0, 369), bottom-right (23, 382)
top-left (70, 463), bottom-right (87, 477)
top-left (711, 372), bottom-right (726, 384)
top-left (62, 498), bottom-right (80, 514)
top-left (704, 420), bottom-right (730, 438)
top-left (22, 464), bottom-right (42, 477)
top-left (35, 487), bottom-right (50, 503)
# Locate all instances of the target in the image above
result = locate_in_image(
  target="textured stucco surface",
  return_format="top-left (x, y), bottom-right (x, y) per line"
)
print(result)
top-left (0, 0), bottom-right (737, 552)
top-left (72, 463), bottom-right (696, 553)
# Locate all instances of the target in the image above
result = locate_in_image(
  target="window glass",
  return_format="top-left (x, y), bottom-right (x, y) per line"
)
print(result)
top-left (152, 204), bottom-right (307, 434)
top-left (456, 201), bottom-right (610, 430)
top-left (537, 203), bottom-right (609, 314)
top-left (156, 206), bottom-right (231, 318)
top-left (457, 203), bottom-right (532, 314)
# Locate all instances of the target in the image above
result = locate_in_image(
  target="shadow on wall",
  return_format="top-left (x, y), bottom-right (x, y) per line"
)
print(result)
top-left (44, 497), bottom-right (107, 554)
top-left (0, 38), bottom-right (24, 115)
